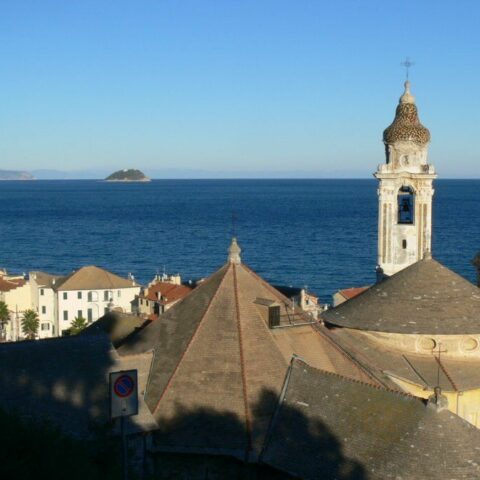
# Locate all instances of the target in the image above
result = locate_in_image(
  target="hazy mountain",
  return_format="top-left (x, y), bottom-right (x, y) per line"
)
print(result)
top-left (0, 169), bottom-right (34, 180)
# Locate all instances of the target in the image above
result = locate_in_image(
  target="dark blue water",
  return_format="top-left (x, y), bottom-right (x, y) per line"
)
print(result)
top-left (0, 179), bottom-right (478, 302)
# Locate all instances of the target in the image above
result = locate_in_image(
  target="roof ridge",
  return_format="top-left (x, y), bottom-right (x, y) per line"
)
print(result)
top-left (240, 263), bottom-right (302, 308)
top-left (152, 263), bottom-right (232, 415)
top-left (232, 263), bottom-right (252, 459)
top-left (311, 324), bottom-right (386, 387)
top-left (291, 356), bottom-right (420, 401)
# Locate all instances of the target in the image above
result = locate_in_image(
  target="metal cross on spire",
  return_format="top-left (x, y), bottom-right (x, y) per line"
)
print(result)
top-left (401, 57), bottom-right (415, 80)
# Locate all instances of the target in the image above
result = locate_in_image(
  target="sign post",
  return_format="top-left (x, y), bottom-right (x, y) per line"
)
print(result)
top-left (110, 370), bottom-right (138, 480)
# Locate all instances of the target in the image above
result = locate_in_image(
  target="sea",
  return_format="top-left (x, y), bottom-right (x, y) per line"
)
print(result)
top-left (0, 179), bottom-right (479, 303)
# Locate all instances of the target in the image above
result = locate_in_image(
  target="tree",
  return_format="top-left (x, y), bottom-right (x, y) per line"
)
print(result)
top-left (0, 301), bottom-right (10, 340)
top-left (21, 309), bottom-right (39, 340)
top-left (69, 316), bottom-right (87, 335)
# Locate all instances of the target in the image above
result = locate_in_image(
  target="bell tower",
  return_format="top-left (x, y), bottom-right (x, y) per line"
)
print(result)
top-left (375, 80), bottom-right (437, 277)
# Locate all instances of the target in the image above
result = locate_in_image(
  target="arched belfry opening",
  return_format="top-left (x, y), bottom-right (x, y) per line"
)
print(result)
top-left (374, 80), bottom-right (436, 276)
top-left (398, 186), bottom-right (415, 224)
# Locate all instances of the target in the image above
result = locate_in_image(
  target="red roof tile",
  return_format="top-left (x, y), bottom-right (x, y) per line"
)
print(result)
top-left (338, 286), bottom-right (369, 300)
top-left (140, 282), bottom-right (192, 305)
top-left (0, 277), bottom-right (25, 292)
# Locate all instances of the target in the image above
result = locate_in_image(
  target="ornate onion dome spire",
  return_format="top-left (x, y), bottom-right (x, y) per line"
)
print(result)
top-left (228, 237), bottom-right (241, 264)
top-left (383, 81), bottom-right (430, 146)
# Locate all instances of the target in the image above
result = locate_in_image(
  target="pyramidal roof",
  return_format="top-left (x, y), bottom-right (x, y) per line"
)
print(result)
top-left (54, 265), bottom-right (138, 291)
top-left (323, 257), bottom-right (480, 335)
top-left (118, 239), bottom-right (374, 460)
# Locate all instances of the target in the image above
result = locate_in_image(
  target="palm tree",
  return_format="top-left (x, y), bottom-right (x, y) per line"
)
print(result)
top-left (0, 301), bottom-right (10, 340)
top-left (69, 316), bottom-right (87, 335)
top-left (22, 309), bottom-right (39, 340)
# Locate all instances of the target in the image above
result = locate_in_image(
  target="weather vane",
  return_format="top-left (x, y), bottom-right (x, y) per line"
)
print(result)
top-left (401, 57), bottom-right (415, 80)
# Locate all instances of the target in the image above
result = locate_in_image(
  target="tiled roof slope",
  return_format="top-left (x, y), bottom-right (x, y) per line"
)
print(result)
top-left (140, 281), bottom-right (192, 305)
top-left (83, 312), bottom-right (151, 348)
top-left (55, 265), bottom-right (138, 291)
top-left (0, 334), bottom-right (157, 438)
top-left (337, 286), bottom-right (369, 300)
top-left (30, 271), bottom-right (64, 288)
top-left (0, 277), bottom-right (25, 292)
top-left (119, 252), bottom-right (374, 460)
top-left (261, 358), bottom-right (480, 480)
top-left (324, 326), bottom-right (480, 392)
top-left (323, 257), bottom-right (480, 334)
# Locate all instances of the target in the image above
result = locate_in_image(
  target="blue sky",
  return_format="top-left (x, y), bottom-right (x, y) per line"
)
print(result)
top-left (0, 1), bottom-right (479, 177)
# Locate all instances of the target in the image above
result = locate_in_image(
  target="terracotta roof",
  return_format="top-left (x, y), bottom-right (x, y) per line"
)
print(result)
top-left (0, 277), bottom-right (25, 292)
top-left (140, 282), bottom-right (192, 305)
top-left (336, 286), bottom-right (369, 300)
top-left (323, 257), bottom-right (480, 335)
top-left (261, 358), bottom-right (480, 479)
top-left (119, 252), bottom-right (373, 460)
top-left (54, 266), bottom-right (138, 291)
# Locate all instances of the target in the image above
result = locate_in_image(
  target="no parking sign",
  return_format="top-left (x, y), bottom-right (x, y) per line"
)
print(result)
top-left (110, 370), bottom-right (138, 419)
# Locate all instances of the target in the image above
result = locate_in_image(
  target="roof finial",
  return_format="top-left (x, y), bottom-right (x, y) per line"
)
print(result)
top-left (399, 58), bottom-right (416, 104)
top-left (228, 237), bottom-right (241, 264)
top-left (400, 79), bottom-right (415, 105)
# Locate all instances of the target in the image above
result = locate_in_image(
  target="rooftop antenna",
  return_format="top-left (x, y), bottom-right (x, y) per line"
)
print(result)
top-left (401, 57), bottom-right (415, 80)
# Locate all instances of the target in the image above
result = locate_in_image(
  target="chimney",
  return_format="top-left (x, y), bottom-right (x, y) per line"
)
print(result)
top-left (427, 386), bottom-right (448, 413)
top-left (375, 265), bottom-right (385, 284)
top-left (472, 252), bottom-right (480, 287)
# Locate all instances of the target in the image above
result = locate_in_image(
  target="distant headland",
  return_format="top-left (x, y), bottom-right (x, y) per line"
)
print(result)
top-left (104, 169), bottom-right (151, 182)
top-left (0, 170), bottom-right (34, 181)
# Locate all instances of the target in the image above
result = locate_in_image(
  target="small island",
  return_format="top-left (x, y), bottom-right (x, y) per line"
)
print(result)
top-left (105, 169), bottom-right (151, 182)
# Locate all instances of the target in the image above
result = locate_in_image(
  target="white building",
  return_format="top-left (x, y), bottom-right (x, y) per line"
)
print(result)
top-left (30, 266), bottom-right (140, 337)
top-left (375, 80), bottom-right (436, 278)
top-left (0, 270), bottom-right (32, 341)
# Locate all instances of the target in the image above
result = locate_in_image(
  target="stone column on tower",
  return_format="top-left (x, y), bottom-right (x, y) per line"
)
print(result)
top-left (374, 81), bottom-right (437, 278)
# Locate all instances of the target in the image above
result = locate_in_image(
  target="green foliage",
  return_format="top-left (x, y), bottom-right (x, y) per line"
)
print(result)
top-left (70, 316), bottom-right (88, 335)
top-left (0, 409), bottom-right (121, 480)
top-left (105, 169), bottom-right (148, 181)
top-left (0, 301), bottom-right (9, 327)
top-left (21, 309), bottom-right (39, 340)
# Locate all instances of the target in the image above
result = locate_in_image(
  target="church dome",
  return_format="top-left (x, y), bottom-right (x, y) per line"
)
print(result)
top-left (383, 81), bottom-right (430, 145)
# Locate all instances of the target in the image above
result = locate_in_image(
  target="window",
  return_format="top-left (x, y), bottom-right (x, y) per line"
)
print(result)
top-left (88, 292), bottom-right (92, 302)
top-left (398, 186), bottom-right (415, 224)
top-left (63, 310), bottom-right (68, 321)
top-left (41, 306), bottom-right (46, 314)
top-left (87, 308), bottom-right (93, 322)
top-left (40, 289), bottom-right (44, 296)
top-left (63, 292), bottom-right (68, 300)
top-left (117, 290), bottom-right (121, 297)
top-left (77, 291), bottom-right (82, 299)
top-left (104, 290), bottom-right (109, 301)
top-left (402, 239), bottom-right (407, 249)
top-left (77, 310), bottom-right (83, 319)
top-left (41, 323), bottom-right (50, 331)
